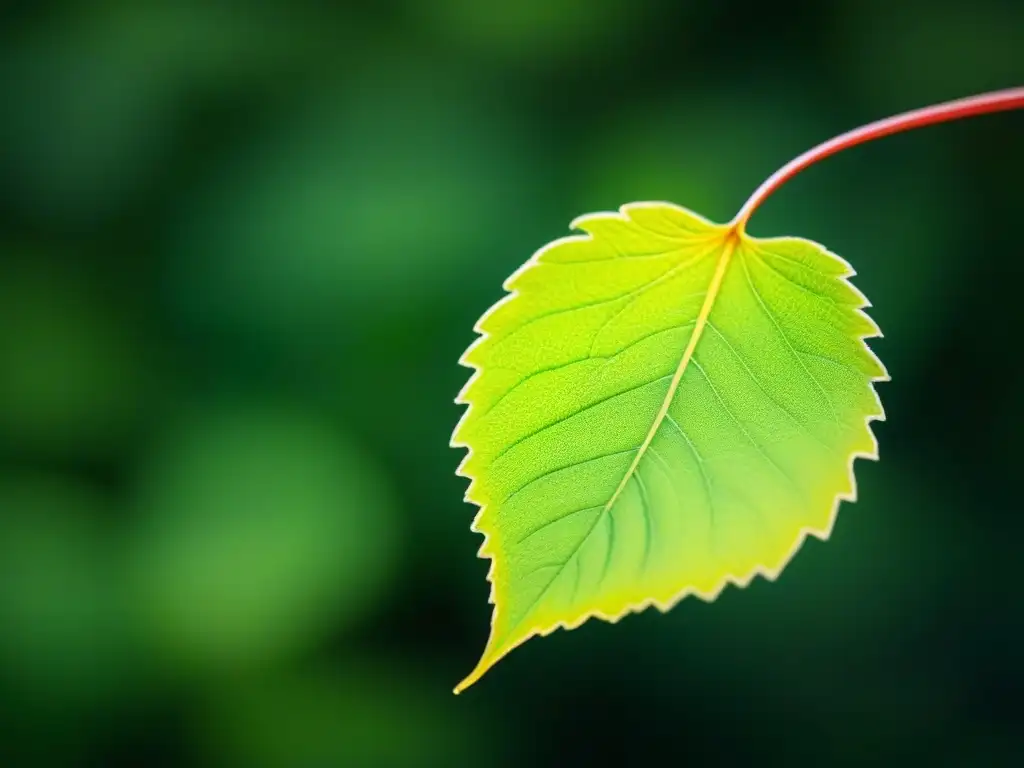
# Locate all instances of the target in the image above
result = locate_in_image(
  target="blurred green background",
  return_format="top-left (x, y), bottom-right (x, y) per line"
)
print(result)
top-left (0, 0), bottom-right (1021, 765)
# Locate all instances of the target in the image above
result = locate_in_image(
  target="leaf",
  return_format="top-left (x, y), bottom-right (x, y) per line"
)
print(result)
top-left (452, 202), bottom-right (887, 692)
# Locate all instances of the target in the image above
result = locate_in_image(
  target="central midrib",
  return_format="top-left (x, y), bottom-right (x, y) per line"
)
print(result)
top-left (473, 229), bottom-right (741, 684)
top-left (601, 230), bottom-right (739, 514)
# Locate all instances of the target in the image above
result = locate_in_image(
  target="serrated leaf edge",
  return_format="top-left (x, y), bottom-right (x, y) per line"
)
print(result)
top-left (450, 201), bottom-right (889, 693)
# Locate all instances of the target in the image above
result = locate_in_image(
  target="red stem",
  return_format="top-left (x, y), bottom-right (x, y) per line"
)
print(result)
top-left (731, 86), bottom-right (1024, 233)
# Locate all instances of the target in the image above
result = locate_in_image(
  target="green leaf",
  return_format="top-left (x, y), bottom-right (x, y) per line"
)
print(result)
top-left (452, 202), bottom-right (887, 691)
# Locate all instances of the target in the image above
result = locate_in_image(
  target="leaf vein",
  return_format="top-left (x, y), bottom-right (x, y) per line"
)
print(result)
top-left (797, 349), bottom-right (865, 376)
top-left (739, 251), bottom-right (839, 425)
top-left (704, 320), bottom-right (836, 455)
top-left (747, 244), bottom-right (849, 306)
top-left (477, 357), bottom-right (604, 423)
top-left (491, 374), bottom-right (673, 465)
top-left (497, 244), bottom-right (711, 346)
top-left (690, 358), bottom-right (806, 504)
top-left (515, 505), bottom-right (605, 546)
top-left (503, 447), bottom-right (638, 505)
top-left (588, 283), bottom-right (708, 357)
top-left (634, 469), bottom-right (654, 579)
top-left (663, 413), bottom-right (715, 528)
top-left (479, 320), bottom-right (698, 424)
top-left (596, 503), bottom-right (617, 591)
top-left (748, 240), bottom-right (846, 280)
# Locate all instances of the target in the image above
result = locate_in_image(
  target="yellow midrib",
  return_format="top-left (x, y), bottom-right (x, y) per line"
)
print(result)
top-left (453, 228), bottom-right (741, 695)
top-left (601, 230), bottom-right (740, 514)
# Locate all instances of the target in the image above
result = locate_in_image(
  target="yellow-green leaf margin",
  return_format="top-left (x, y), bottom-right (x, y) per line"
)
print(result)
top-left (451, 202), bottom-right (888, 693)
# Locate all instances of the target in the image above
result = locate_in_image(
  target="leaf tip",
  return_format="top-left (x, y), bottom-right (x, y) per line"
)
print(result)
top-left (452, 669), bottom-right (481, 695)
top-left (453, 643), bottom-right (505, 695)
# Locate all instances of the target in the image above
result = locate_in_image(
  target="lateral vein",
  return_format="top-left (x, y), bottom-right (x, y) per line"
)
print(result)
top-left (601, 231), bottom-right (738, 514)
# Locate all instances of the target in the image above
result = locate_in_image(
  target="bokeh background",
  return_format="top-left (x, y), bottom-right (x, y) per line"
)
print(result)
top-left (0, 0), bottom-right (1021, 765)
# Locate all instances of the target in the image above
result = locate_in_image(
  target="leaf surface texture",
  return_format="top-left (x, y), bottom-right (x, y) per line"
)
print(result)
top-left (452, 203), bottom-right (887, 691)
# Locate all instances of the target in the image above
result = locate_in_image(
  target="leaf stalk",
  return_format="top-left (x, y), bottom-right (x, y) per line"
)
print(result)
top-left (731, 86), bottom-right (1024, 234)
